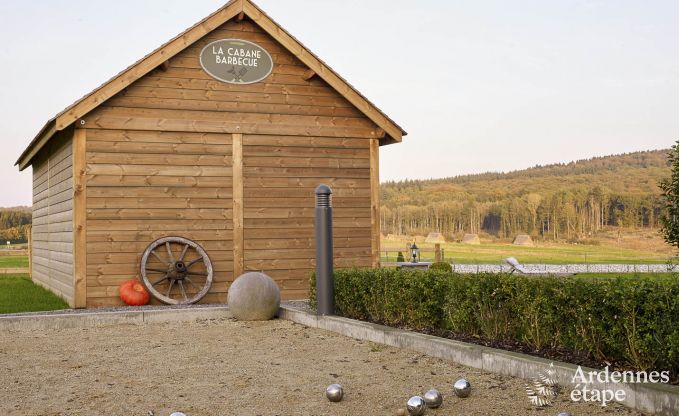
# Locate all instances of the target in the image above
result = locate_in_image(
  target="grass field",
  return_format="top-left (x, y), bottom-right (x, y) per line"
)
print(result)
top-left (0, 274), bottom-right (69, 314)
top-left (0, 255), bottom-right (28, 268)
top-left (382, 240), bottom-right (672, 264)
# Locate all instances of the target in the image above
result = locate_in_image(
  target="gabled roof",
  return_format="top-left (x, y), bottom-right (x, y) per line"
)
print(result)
top-left (16, 0), bottom-right (406, 171)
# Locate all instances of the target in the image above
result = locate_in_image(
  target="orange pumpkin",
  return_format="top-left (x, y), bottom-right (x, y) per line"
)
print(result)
top-left (119, 279), bottom-right (150, 306)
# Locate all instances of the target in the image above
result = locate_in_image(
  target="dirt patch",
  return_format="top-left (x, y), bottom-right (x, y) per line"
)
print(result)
top-left (0, 319), bottom-right (642, 415)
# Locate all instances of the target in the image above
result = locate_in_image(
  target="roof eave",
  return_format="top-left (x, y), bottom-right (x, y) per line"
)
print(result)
top-left (242, 0), bottom-right (407, 142)
top-left (16, 119), bottom-right (57, 171)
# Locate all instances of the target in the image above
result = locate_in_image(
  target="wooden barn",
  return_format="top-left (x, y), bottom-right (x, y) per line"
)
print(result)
top-left (15, 0), bottom-right (405, 308)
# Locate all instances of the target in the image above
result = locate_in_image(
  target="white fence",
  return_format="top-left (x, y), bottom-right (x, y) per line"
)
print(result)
top-left (450, 263), bottom-right (673, 274)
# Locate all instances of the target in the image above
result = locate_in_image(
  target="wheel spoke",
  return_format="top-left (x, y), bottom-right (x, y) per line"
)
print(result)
top-left (146, 267), bottom-right (168, 273)
top-left (179, 244), bottom-right (190, 262)
top-left (166, 280), bottom-right (175, 297)
top-left (187, 271), bottom-right (208, 277)
top-left (166, 242), bottom-right (175, 263)
top-left (185, 277), bottom-right (202, 291)
top-left (151, 275), bottom-right (169, 286)
top-left (186, 257), bottom-right (203, 268)
top-left (150, 249), bottom-right (165, 264)
top-left (178, 281), bottom-right (188, 301)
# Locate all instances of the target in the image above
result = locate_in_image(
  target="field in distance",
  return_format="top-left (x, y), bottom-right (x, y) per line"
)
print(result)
top-left (0, 254), bottom-right (28, 268)
top-left (382, 228), bottom-right (674, 264)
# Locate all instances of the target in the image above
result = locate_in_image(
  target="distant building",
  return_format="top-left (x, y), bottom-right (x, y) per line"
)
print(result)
top-left (513, 234), bottom-right (535, 246)
top-left (425, 232), bottom-right (446, 243)
top-left (461, 234), bottom-right (481, 245)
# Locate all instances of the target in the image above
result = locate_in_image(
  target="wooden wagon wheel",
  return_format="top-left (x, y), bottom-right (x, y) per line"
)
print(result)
top-left (140, 236), bottom-right (213, 305)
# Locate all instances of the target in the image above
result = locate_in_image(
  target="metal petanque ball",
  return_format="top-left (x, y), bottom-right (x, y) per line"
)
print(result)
top-left (326, 384), bottom-right (344, 402)
top-left (170, 413), bottom-right (187, 416)
top-left (556, 413), bottom-right (573, 416)
top-left (453, 378), bottom-right (471, 398)
top-left (423, 388), bottom-right (443, 408)
top-left (406, 396), bottom-right (427, 416)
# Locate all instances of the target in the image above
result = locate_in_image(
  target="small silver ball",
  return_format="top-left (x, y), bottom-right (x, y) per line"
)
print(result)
top-left (453, 378), bottom-right (471, 398)
top-left (423, 388), bottom-right (443, 408)
top-left (406, 396), bottom-right (426, 416)
top-left (326, 384), bottom-right (344, 402)
top-left (556, 413), bottom-right (573, 416)
top-left (170, 413), bottom-right (187, 416)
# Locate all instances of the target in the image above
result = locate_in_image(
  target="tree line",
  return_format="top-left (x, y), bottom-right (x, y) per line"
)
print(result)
top-left (0, 207), bottom-right (31, 244)
top-left (381, 150), bottom-right (668, 240)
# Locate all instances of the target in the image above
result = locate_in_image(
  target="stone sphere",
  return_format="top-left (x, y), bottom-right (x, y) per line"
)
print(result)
top-left (406, 396), bottom-right (426, 416)
top-left (423, 388), bottom-right (443, 408)
top-left (326, 384), bottom-right (344, 402)
top-left (227, 272), bottom-right (281, 321)
top-left (453, 379), bottom-right (471, 398)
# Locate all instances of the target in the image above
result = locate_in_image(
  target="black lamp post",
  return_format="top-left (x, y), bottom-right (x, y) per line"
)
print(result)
top-left (410, 243), bottom-right (419, 263)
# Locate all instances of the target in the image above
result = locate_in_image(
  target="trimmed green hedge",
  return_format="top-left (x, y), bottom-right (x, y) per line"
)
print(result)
top-left (310, 269), bottom-right (679, 376)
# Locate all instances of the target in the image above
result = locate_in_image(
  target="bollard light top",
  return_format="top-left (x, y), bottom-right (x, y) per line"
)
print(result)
top-left (315, 184), bottom-right (333, 195)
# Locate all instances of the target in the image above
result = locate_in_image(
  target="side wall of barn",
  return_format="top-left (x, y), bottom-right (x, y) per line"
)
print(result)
top-left (32, 130), bottom-right (75, 306)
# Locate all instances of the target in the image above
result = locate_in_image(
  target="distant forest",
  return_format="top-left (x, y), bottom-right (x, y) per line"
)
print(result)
top-left (0, 207), bottom-right (31, 244)
top-left (381, 150), bottom-right (670, 241)
top-left (0, 150), bottom-right (671, 244)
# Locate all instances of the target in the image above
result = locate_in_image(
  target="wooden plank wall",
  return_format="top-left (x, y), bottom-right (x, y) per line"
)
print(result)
top-left (83, 129), bottom-right (233, 307)
top-left (243, 134), bottom-right (372, 299)
top-left (32, 132), bottom-right (75, 306)
top-left (88, 20), bottom-right (381, 141)
top-left (76, 17), bottom-right (379, 304)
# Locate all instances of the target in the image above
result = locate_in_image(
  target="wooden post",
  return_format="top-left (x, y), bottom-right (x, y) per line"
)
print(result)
top-left (434, 243), bottom-right (442, 263)
top-left (370, 139), bottom-right (380, 268)
top-left (26, 224), bottom-right (32, 277)
top-left (73, 128), bottom-right (88, 308)
top-left (232, 133), bottom-right (244, 278)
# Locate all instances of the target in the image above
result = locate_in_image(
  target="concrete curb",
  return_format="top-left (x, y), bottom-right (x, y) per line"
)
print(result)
top-left (278, 306), bottom-right (679, 416)
top-left (0, 306), bottom-right (232, 331)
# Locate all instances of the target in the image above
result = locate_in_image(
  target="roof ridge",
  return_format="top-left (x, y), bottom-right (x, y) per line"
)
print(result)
top-left (16, 0), bottom-right (405, 170)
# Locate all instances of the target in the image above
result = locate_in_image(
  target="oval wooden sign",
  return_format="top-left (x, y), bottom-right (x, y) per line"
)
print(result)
top-left (199, 39), bottom-right (274, 84)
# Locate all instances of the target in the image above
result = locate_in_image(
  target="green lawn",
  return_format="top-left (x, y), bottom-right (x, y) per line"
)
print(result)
top-left (382, 241), bottom-right (670, 264)
top-left (0, 274), bottom-right (69, 314)
top-left (0, 255), bottom-right (28, 268)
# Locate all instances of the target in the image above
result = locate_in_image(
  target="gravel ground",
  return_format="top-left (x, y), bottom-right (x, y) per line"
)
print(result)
top-left (0, 318), bottom-right (642, 415)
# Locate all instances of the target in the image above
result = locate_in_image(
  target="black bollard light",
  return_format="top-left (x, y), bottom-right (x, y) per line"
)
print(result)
top-left (315, 184), bottom-right (334, 316)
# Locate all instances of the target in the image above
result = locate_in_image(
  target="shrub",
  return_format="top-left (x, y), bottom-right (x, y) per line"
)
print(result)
top-left (396, 251), bottom-right (405, 262)
top-left (429, 262), bottom-right (452, 272)
top-left (310, 269), bottom-right (679, 378)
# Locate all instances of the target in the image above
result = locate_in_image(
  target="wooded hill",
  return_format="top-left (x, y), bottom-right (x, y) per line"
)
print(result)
top-left (381, 149), bottom-right (670, 240)
top-left (0, 207), bottom-right (31, 244)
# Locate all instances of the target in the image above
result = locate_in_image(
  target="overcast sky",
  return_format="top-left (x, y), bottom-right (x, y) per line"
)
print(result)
top-left (1, 0), bottom-right (678, 207)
